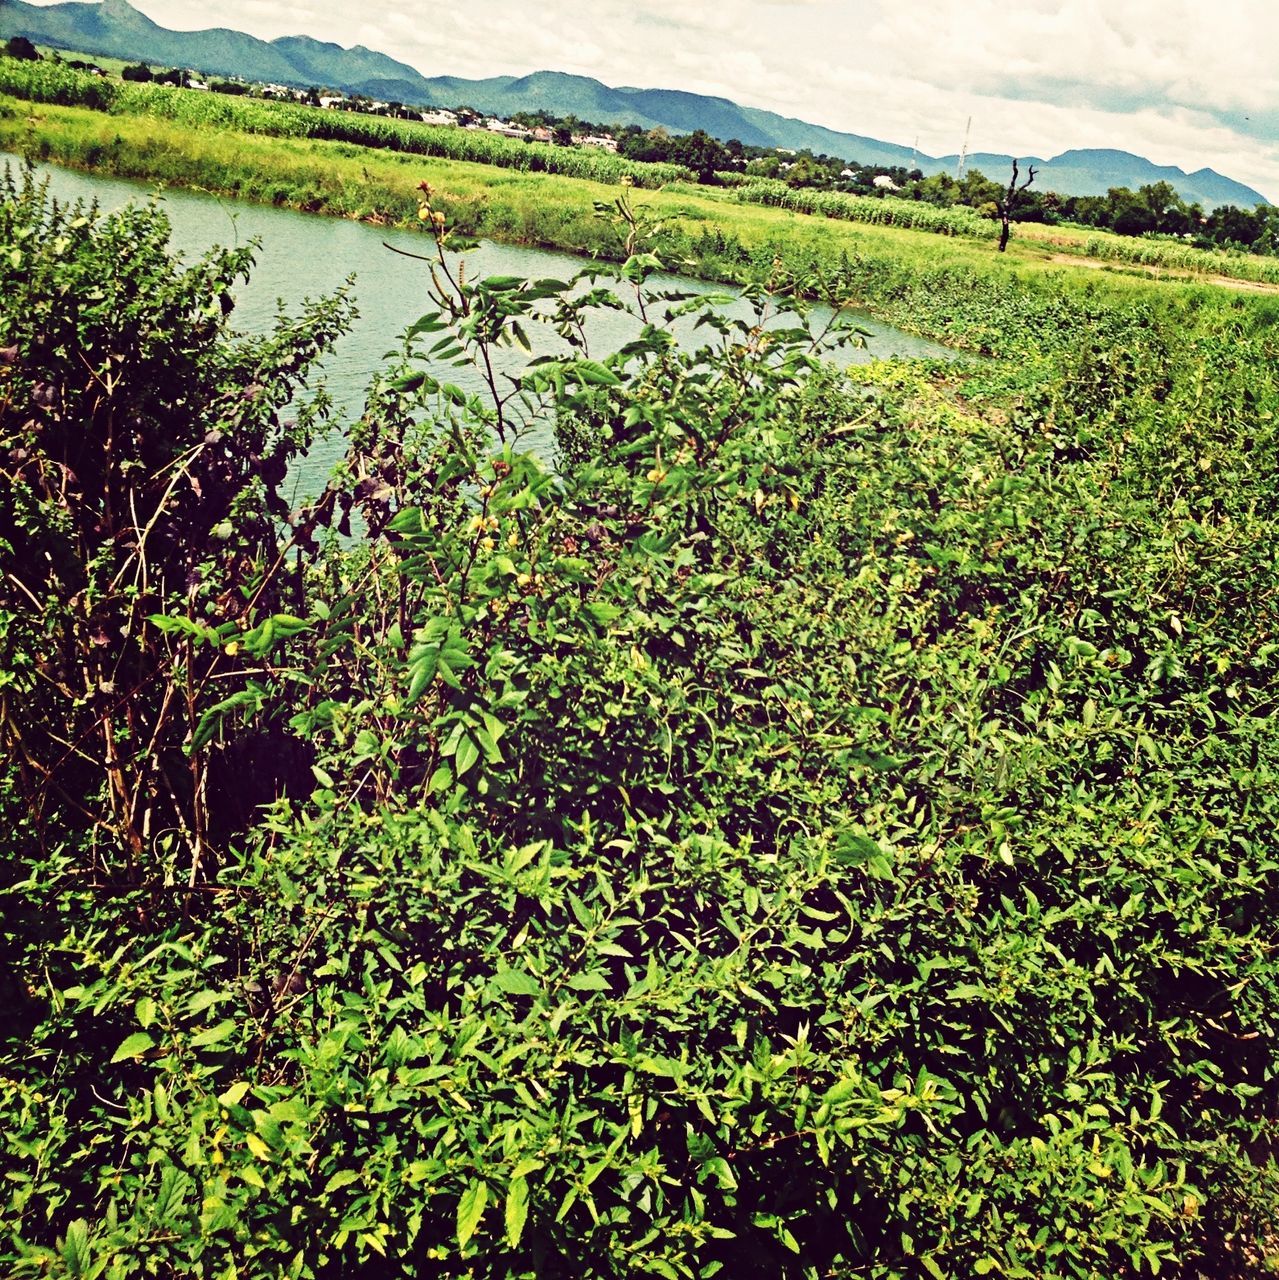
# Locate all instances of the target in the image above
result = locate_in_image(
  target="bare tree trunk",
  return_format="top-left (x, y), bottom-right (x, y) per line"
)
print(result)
top-left (997, 159), bottom-right (1037, 253)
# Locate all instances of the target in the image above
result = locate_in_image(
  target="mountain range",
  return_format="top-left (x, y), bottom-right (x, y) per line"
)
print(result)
top-left (2, 0), bottom-right (1270, 208)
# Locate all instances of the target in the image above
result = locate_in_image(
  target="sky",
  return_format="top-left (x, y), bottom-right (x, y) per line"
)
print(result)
top-left (28, 0), bottom-right (1279, 199)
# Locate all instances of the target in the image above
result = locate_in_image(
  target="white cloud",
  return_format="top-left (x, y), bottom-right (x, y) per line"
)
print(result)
top-left (22, 0), bottom-right (1279, 198)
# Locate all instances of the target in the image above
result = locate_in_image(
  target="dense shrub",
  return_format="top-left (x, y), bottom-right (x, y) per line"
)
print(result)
top-left (2, 172), bottom-right (1279, 1280)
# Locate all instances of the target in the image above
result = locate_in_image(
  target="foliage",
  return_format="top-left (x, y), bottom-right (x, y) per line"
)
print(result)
top-left (1078, 232), bottom-right (1279, 285)
top-left (737, 178), bottom-right (1000, 240)
top-left (0, 59), bottom-right (693, 189)
top-left (0, 165), bottom-right (352, 881)
top-left (2, 167), bottom-right (1279, 1280)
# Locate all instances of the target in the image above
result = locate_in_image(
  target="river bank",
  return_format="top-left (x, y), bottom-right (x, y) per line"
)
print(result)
top-left (5, 91), bottom-right (1269, 364)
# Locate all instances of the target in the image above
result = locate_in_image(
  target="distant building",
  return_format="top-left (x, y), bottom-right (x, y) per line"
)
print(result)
top-left (420, 109), bottom-right (458, 126)
top-left (872, 174), bottom-right (900, 191)
top-left (574, 134), bottom-right (618, 153)
top-left (487, 118), bottom-right (532, 139)
top-left (319, 95), bottom-right (346, 109)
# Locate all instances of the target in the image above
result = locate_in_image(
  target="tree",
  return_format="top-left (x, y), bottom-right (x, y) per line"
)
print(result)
top-left (121, 62), bottom-right (154, 82)
top-left (0, 168), bottom-right (352, 877)
top-left (997, 159), bottom-right (1037, 252)
top-left (1138, 180), bottom-right (1185, 233)
top-left (673, 129), bottom-right (730, 184)
top-left (4, 36), bottom-right (40, 61)
top-left (1106, 186), bottom-right (1156, 238)
top-left (916, 171), bottom-right (959, 206)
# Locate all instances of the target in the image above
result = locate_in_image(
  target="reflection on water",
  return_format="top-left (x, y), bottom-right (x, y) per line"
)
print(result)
top-left (16, 159), bottom-right (957, 493)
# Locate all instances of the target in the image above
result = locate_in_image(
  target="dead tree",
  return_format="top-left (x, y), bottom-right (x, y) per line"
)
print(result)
top-left (998, 160), bottom-right (1037, 252)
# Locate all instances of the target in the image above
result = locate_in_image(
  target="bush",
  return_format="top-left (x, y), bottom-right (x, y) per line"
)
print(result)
top-left (0, 164), bottom-right (352, 880)
top-left (2, 172), bottom-right (1279, 1280)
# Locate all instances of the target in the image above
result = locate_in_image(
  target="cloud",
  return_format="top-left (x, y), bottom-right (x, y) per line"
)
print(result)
top-left (24, 0), bottom-right (1279, 199)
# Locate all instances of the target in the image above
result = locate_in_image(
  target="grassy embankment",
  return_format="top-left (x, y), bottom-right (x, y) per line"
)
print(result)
top-left (2, 82), bottom-right (1277, 322)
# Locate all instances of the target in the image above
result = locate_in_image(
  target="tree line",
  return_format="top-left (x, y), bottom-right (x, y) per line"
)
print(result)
top-left (611, 122), bottom-right (1279, 257)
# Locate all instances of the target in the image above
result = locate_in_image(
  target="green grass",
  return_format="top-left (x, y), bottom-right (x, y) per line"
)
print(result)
top-left (3, 55), bottom-right (1277, 295)
top-left (1, 90), bottom-right (1274, 365)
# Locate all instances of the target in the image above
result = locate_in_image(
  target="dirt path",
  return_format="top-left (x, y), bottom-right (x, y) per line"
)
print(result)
top-left (1046, 252), bottom-right (1279, 294)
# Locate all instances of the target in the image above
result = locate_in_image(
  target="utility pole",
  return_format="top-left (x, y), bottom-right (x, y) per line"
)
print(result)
top-left (957, 117), bottom-right (971, 180)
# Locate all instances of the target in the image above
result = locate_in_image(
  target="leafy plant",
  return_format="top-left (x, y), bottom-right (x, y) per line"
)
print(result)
top-left (2, 163), bottom-right (1279, 1280)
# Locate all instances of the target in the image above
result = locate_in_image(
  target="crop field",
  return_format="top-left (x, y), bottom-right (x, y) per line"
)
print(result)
top-left (0, 58), bottom-right (693, 188)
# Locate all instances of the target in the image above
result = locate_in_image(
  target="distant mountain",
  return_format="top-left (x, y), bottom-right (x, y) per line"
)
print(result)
top-left (3, 0), bottom-right (1271, 208)
top-left (5, 0), bottom-right (306, 82)
top-left (941, 148), bottom-right (1266, 214)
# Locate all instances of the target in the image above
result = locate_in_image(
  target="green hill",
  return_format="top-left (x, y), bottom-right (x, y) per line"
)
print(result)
top-left (3, 0), bottom-right (1270, 205)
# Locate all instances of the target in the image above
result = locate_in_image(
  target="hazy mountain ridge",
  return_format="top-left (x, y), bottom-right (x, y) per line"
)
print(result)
top-left (2, 0), bottom-right (1269, 207)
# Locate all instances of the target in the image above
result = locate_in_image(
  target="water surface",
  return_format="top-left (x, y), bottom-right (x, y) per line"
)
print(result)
top-left (16, 160), bottom-right (956, 491)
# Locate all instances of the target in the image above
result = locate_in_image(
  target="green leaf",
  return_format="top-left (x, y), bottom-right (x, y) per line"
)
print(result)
top-left (566, 972), bottom-right (611, 992)
top-left (492, 969), bottom-right (542, 998)
top-left (190, 1019), bottom-right (237, 1047)
top-left (62, 1220), bottom-right (91, 1278)
top-left (505, 1175), bottom-right (530, 1247)
top-left (457, 1179), bottom-right (489, 1250)
top-left (218, 1081), bottom-right (251, 1107)
top-left (325, 1169), bottom-right (362, 1193)
top-left (572, 359), bottom-right (620, 386)
top-left (111, 1031), bottom-right (155, 1063)
top-left (455, 733), bottom-right (481, 777)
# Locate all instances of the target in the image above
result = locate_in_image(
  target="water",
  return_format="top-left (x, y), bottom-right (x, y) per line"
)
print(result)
top-left (15, 160), bottom-right (957, 492)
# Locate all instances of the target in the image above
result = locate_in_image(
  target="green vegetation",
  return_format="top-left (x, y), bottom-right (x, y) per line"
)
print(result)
top-left (738, 177), bottom-right (1000, 240)
top-left (0, 59), bottom-right (693, 189)
top-left (4, 143), bottom-right (1279, 1279)
top-left (1076, 231), bottom-right (1279, 284)
top-left (5, 73), bottom-right (1277, 301)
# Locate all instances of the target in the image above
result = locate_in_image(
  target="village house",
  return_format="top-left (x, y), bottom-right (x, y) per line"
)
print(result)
top-left (486, 118), bottom-right (532, 139)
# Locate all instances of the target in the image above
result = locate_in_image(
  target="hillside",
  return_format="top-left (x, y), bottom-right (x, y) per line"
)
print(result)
top-left (2, 0), bottom-right (1271, 206)
top-left (946, 147), bottom-right (1266, 213)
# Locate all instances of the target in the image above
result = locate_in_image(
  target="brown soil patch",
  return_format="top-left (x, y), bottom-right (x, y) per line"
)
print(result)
top-left (1046, 252), bottom-right (1279, 294)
